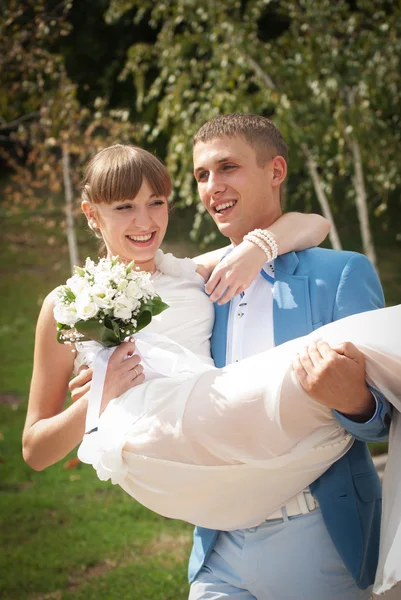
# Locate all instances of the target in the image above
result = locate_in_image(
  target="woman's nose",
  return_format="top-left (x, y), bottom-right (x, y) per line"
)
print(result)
top-left (133, 207), bottom-right (152, 230)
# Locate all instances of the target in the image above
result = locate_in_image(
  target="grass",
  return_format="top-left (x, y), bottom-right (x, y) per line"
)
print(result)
top-left (0, 212), bottom-right (195, 600)
top-left (1, 207), bottom-right (399, 599)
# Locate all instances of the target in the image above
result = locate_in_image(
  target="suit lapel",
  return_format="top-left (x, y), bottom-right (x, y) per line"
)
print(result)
top-left (273, 252), bottom-right (313, 346)
top-left (211, 301), bottom-right (230, 367)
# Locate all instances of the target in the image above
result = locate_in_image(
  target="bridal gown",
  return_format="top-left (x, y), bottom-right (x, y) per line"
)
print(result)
top-left (76, 251), bottom-right (401, 597)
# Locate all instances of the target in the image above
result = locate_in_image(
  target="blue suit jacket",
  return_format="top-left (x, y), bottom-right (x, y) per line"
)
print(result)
top-left (188, 248), bottom-right (392, 589)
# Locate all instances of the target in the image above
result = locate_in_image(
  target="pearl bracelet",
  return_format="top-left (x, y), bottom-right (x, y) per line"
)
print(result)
top-left (243, 233), bottom-right (274, 262)
top-left (252, 229), bottom-right (279, 260)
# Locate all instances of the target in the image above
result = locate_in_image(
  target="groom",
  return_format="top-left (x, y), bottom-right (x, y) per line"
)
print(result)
top-left (188, 114), bottom-right (391, 599)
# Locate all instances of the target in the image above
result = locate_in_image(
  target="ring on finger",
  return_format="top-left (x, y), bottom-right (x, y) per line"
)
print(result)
top-left (133, 367), bottom-right (139, 378)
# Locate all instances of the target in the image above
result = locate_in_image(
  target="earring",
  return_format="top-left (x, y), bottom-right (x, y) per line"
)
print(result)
top-left (90, 220), bottom-right (98, 228)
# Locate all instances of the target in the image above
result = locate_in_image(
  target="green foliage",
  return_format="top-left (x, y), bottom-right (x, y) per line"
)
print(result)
top-left (1, 0), bottom-right (142, 245)
top-left (106, 0), bottom-right (401, 245)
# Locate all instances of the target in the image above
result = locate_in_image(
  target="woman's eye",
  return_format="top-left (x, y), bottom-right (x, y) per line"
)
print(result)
top-left (151, 200), bottom-right (166, 207)
top-left (116, 205), bottom-right (132, 211)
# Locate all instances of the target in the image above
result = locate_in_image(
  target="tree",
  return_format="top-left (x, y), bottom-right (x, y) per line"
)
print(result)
top-left (1, 0), bottom-right (141, 271)
top-left (106, 0), bottom-right (401, 259)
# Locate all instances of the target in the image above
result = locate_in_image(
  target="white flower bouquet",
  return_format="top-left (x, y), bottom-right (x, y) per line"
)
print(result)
top-left (54, 256), bottom-right (168, 347)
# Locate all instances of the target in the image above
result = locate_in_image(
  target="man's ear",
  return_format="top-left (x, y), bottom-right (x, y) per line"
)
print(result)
top-left (271, 156), bottom-right (287, 188)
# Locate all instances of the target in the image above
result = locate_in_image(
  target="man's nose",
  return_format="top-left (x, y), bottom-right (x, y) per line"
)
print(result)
top-left (206, 172), bottom-right (225, 197)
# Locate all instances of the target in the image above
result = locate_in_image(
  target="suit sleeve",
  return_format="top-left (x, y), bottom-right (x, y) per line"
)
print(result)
top-left (331, 253), bottom-right (392, 442)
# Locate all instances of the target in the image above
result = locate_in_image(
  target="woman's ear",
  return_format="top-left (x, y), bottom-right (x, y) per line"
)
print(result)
top-left (81, 200), bottom-right (101, 235)
top-left (81, 200), bottom-right (95, 222)
top-left (271, 156), bottom-right (287, 188)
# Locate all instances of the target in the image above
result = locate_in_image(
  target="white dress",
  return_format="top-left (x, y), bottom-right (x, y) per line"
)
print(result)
top-left (76, 251), bottom-right (401, 595)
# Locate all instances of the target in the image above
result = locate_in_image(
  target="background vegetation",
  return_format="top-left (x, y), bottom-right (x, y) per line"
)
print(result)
top-left (1, 1), bottom-right (400, 598)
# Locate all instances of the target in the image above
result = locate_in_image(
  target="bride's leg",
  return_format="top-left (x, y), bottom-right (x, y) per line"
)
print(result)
top-left (180, 343), bottom-right (343, 463)
top-left (124, 306), bottom-right (401, 466)
top-left (123, 335), bottom-right (347, 466)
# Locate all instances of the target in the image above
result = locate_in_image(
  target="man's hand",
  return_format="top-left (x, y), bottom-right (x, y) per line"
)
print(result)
top-left (292, 340), bottom-right (376, 422)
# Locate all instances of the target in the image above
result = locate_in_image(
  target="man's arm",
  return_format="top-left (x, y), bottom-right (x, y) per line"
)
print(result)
top-left (293, 253), bottom-right (392, 442)
top-left (333, 253), bottom-right (391, 440)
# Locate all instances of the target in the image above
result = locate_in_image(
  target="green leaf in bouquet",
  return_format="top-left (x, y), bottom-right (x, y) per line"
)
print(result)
top-left (74, 266), bottom-right (86, 277)
top-left (151, 296), bottom-right (169, 317)
top-left (74, 318), bottom-right (120, 347)
top-left (125, 260), bottom-right (136, 274)
top-left (135, 308), bottom-right (153, 332)
top-left (74, 319), bottom-right (105, 344)
top-left (102, 316), bottom-right (122, 346)
top-left (64, 288), bottom-right (76, 302)
top-left (134, 295), bottom-right (169, 333)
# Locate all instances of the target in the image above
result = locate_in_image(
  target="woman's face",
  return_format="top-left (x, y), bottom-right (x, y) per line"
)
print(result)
top-left (83, 179), bottom-right (169, 272)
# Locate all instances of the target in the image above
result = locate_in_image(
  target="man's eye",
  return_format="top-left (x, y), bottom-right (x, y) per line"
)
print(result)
top-left (222, 164), bottom-right (236, 171)
top-left (197, 172), bottom-right (208, 182)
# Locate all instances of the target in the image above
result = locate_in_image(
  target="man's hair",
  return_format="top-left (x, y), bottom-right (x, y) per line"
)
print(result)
top-left (81, 144), bottom-right (172, 206)
top-left (193, 113), bottom-right (288, 166)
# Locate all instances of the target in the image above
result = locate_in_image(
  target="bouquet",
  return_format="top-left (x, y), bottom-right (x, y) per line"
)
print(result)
top-left (54, 256), bottom-right (169, 347)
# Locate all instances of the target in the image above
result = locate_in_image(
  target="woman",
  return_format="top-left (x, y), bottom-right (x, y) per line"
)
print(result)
top-left (22, 144), bottom-right (330, 472)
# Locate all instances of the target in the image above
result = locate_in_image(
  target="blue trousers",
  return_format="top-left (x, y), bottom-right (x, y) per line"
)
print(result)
top-left (189, 509), bottom-right (372, 600)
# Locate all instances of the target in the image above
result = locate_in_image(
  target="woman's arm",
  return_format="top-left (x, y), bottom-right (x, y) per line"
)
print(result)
top-left (195, 212), bottom-right (330, 303)
top-left (22, 293), bottom-right (87, 471)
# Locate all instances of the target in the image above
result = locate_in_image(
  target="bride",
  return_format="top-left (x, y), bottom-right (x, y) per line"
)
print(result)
top-left (22, 144), bottom-right (331, 471)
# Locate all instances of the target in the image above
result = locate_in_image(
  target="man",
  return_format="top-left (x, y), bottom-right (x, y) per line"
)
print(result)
top-left (188, 113), bottom-right (391, 599)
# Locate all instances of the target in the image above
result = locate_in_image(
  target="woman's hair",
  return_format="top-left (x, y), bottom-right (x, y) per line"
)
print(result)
top-left (81, 144), bottom-right (172, 206)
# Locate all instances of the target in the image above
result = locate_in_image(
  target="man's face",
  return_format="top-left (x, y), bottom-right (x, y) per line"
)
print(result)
top-left (193, 136), bottom-right (282, 245)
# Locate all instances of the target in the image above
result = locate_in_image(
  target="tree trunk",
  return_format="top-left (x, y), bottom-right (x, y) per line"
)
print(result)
top-left (348, 136), bottom-right (378, 272)
top-left (301, 144), bottom-right (342, 250)
top-left (62, 143), bottom-right (79, 272)
top-left (242, 52), bottom-right (342, 249)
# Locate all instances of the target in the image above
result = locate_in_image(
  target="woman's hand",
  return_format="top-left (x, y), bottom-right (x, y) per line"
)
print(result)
top-left (203, 212), bottom-right (330, 304)
top-left (100, 341), bottom-right (145, 415)
top-left (69, 367), bottom-right (94, 403)
top-left (205, 241), bottom-right (266, 304)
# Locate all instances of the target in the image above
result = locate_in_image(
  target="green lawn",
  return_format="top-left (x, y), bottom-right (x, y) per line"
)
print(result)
top-left (0, 213), bottom-right (195, 600)
top-left (1, 209), bottom-right (399, 599)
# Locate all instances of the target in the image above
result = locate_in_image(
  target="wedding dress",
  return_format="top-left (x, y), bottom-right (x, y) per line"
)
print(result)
top-left (76, 251), bottom-right (401, 596)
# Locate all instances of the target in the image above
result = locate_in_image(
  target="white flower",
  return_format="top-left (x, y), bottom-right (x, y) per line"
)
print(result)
top-left (141, 279), bottom-right (156, 298)
top-left (91, 284), bottom-right (115, 309)
top-left (117, 279), bottom-right (128, 291)
top-left (54, 303), bottom-right (78, 326)
top-left (66, 274), bottom-right (88, 297)
top-left (113, 294), bottom-right (134, 320)
top-left (126, 280), bottom-right (144, 300)
top-left (75, 292), bottom-right (98, 320)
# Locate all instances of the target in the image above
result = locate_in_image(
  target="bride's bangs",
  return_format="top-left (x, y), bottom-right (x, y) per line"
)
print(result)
top-left (83, 145), bottom-right (172, 205)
